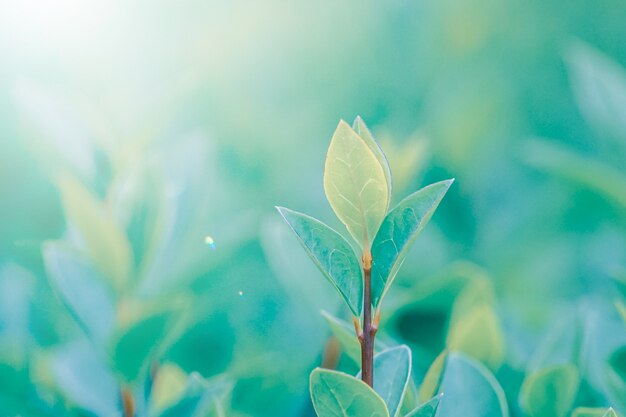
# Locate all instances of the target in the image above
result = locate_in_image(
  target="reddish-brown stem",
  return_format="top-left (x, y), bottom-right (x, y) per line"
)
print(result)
top-left (321, 336), bottom-right (342, 370)
top-left (121, 386), bottom-right (135, 417)
top-left (360, 253), bottom-right (376, 387)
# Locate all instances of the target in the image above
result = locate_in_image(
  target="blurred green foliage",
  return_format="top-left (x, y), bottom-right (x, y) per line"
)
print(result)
top-left (1, 0), bottom-right (626, 416)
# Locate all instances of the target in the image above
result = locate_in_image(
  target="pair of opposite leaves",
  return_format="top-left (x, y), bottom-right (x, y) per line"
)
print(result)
top-left (277, 117), bottom-right (453, 316)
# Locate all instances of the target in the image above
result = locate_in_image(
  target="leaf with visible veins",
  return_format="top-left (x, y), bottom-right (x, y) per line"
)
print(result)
top-left (324, 120), bottom-right (389, 249)
top-left (310, 368), bottom-right (389, 417)
top-left (371, 179), bottom-right (453, 306)
top-left (357, 346), bottom-right (412, 417)
top-left (277, 207), bottom-right (363, 315)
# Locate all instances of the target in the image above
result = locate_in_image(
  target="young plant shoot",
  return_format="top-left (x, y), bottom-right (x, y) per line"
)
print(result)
top-left (277, 117), bottom-right (453, 416)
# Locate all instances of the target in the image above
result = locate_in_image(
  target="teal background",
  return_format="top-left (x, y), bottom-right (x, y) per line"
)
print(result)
top-left (1, 0), bottom-right (626, 416)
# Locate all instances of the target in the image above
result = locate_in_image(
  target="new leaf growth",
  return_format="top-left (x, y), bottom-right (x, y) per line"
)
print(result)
top-left (277, 116), bottom-right (453, 397)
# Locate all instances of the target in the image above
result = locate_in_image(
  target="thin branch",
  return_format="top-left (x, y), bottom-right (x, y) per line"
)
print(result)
top-left (121, 386), bottom-right (135, 417)
top-left (360, 252), bottom-right (375, 387)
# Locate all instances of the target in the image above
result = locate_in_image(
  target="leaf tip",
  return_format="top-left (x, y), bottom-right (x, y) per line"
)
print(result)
top-left (274, 205), bottom-right (291, 218)
top-left (353, 115), bottom-right (364, 126)
top-left (310, 367), bottom-right (323, 379)
top-left (435, 178), bottom-right (455, 195)
top-left (335, 118), bottom-right (351, 131)
top-left (398, 344), bottom-right (412, 354)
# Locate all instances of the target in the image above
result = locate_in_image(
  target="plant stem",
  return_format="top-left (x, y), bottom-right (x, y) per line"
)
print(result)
top-left (321, 336), bottom-right (341, 370)
top-left (121, 386), bottom-right (135, 417)
top-left (360, 253), bottom-right (376, 387)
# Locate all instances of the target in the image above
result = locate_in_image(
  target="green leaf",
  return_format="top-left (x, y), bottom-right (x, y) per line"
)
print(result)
top-left (446, 275), bottom-right (503, 369)
top-left (310, 368), bottom-right (389, 417)
top-left (609, 346), bottom-right (626, 382)
top-left (369, 346), bottom-right (412, 417)
top-left (378, 137), bottom-right (429, 195)
top-left (108, 165), bottom-right (163, 272)
top-left (42, 242), bottom-right (116, 345)
top-left (614, 273), bottom-right (626, 299)
top-left (566, 41), bottom-right (626, 140)
top-left (321, 311), bottom-right (362, 363)
top-left (371, 179), bottom-right (454, 306)
top-left (524, 140), bottom-right (626, 209)
top-left (51, 341), bottom-right (119, 417)
top-left (616, 300), bottom-right (626, 325)
top-left (150, 363), bottom-right (188, 412)
top-left (399, 381), bottom-right (419, 416)
top-left (527, 312), bottom-right (580, 372)
top-left (324, 120), bottom-right (390, 249)
top-left (112, 310), bottom-right (173, 383)
top-left (446, 304), bottom-right (505, 369)
top-left (58, 175), bottom-right (132, 292)
top-left (571, 407), bottom-right (618, 417)
top-left (165, 312), bottom-right (235, 377)
top-left (405, 394), bottom-right (442, 417)
top-left (352, 116), bottom-right (392, 209)
top-left (276, 207), bottom-right (363, 315)
top-left (419, 352), bottom-right (508, 417)
top-left (157, 374), bottom-right (232, 417)
top-left (418, 351), bottom-right (447, 404)
top-left (519, 364), bottom-right (580, 417)
top-left (435, 353), bottom-right (509, 417)
top-left (448, 273), bottom-right (495, 322)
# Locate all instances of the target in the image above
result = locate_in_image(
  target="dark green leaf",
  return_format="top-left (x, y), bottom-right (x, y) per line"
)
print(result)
top-left (609, 346), bottom-right (626, 382)
top-left (276, 207), bottom-right (363, 315)
top-left (112, 310), bottom-right (173, 383)
top-left (371, 180), bottom-right (453, 306)
top-left (165, 311), bottom-right (234, 377)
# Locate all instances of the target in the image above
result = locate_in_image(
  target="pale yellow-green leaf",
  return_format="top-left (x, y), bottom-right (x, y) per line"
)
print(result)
top-left (352, 116), bottom-right (392, 209)
top-left (571, 407), bottom-right (618, 417)
top-left (446, 304), bottom-right (505, 369)
top-left (616, 300), bottom-right (626, 325)
top-left (150, 363), bottom-right (188, 411)
top-left (59, 175), bottom-right (132, 292)
top-left (380, 135), bottom-right (429, 194)
top-left (418, 350), bottom-right (448, 404)
top-left (324, 120), bottom-right (389, 249)
top-left (520, 364), bottom-right (580, 417)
